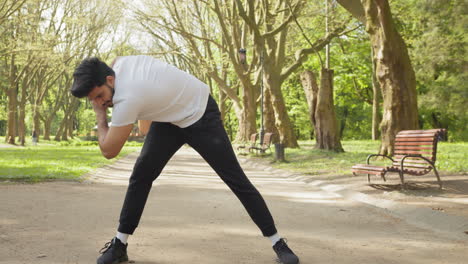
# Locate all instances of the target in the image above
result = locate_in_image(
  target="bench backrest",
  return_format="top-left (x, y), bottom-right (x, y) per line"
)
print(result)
top-left (250, 133), bottom-right (259, 143)
top-left (261, 132), bottom-right (274, 148)
top-left (392, 129), bottom-right (446, 173)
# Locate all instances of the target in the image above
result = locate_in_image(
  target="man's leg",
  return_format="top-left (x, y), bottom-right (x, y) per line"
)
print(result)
top-left (98, 122), bottom-right (186, 264)
top-left (183, 96), bottom-right (277, 237)
top-left (183, 96), bottom-right (299, 264)
top-left (118, 122), bottom-right (185, 234)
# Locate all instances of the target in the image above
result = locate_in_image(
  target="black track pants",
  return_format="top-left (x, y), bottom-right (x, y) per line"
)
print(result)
top-left (117, 95), bottom-right (277, 237)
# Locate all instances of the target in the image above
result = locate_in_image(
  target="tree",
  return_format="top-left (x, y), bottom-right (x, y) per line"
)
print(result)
top-left (362, 0), bottom-right (419, 155)
top-left (134, 0), bottom-right (261, 142)
top-left (315, 68), bottom-right (343, 151)
top-left (300, 71), bottom-right (318, 134)
top-left (0, 0), bottom-right (125, 144)
top-left (0, 0), bottom-right (27, 27)
top-left (338, 0), bottom-right (419, 154)
top-left (312, 0), bottom-right (344, 152)
top-left (233, 0), bottom-right (350, 147)
top-left (392, 0), bottom-right (467, 141)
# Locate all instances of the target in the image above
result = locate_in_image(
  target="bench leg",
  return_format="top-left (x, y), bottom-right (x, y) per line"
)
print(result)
top-left (398, 171), bottom-right (406, 190)
top-left (367, 174), bottom-right (371, 183)
top-left (432, 166), bottom-right (443, 189)
top-left (381, 172), bottom-right (387, 182)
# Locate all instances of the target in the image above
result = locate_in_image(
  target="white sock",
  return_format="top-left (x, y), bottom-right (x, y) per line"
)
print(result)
top-left (268, 233), bottom-right (281, 246)
top-left (116, 232), bottom-right (129, 244)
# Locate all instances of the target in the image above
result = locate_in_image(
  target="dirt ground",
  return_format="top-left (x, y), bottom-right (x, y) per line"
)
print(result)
top-left (0, 147), bottom-right (467, 264)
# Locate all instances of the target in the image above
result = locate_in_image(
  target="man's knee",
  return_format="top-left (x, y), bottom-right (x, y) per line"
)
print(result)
top-left (129, 156), bottom-right (163, 183)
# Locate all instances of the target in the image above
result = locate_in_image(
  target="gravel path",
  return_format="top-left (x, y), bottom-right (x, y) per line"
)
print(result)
top-left (1, 146), bottom-right (466, 264)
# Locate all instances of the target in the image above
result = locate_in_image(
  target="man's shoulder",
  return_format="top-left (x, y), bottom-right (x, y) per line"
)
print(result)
top-left (115, 55), bottom-right (167, 68)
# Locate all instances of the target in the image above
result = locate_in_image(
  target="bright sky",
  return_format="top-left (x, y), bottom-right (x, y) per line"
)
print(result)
top-left (99, 0), bottom-right (154, 54)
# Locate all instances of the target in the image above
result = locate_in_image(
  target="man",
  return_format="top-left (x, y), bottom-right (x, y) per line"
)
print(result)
top-left (71, 55), bottom-right (299, 264)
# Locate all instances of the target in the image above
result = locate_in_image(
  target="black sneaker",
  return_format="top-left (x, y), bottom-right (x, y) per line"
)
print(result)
top-left (97, 237), bottom-right (129, 264)
top-left (273, 239), bottom-right (299, 264)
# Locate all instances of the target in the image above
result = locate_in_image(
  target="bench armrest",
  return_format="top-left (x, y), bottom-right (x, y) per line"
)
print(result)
top-left (399, 154), bottom-right (435, 171)
top-left (366, 154), bottom-right (394, 165)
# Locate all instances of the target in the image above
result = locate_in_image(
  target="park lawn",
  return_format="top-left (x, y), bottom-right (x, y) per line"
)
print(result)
top-left (1, 139), bottom-right (465, 182)
top-left (0, 144), bottom-right (141, 182)
top-left (263, 140), bottom-right (467, 178)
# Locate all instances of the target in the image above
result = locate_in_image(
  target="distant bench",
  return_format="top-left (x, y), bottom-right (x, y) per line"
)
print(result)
top-left (237, 133), bottom-right (258, 153)
top-left (352, 129), bottom-right (447, 189)
top-left (249, 132), bottom-right (274, 154)
top-left (237, 132), bottom-right (274, 154)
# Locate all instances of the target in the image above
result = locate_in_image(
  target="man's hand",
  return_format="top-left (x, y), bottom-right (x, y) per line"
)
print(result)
top-left (91, 100), bottom-right (109, 118)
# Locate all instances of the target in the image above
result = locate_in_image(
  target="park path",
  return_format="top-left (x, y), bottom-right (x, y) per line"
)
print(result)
top-left (0, 146), bottom-right (467, 264)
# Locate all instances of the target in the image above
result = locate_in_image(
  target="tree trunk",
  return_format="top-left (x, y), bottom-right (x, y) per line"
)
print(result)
top-left (234, 86), bottom-right (257, 143)
top-left (61, 127), bottom-right (68, 141)
top-left (371, 46), bottom-right (382, 140)
top-left (41, 78), bottom-right (65, 141)
top-left (430, 112), bottom-right (443, 128)
top-left (43, 118), bottom-right (53, 140)
top-left (263, 70), bottom-right (298, 148)
top-left (218, 89), bottom-right (227, 122)
top-left (263, 87), bottom-right (279, 144)
top-left (54, 118), bottom-right (66, 141)
top-left (6, 87), bottom-right (18, 145)
top-left (361, 0), bottom-right (419, 155)
top-left (18, 76), bottom-right (29, 146)
top-left (18, 105), bottom-right (26, 146)
top-left (67, 116), bottom-right (74, 139)
top-left (371, 96), bottom-right (380, 141)
top-left (314, 68), bottom-right (343, 152)
top-left (32, 111), bottom-right (41, 142)
top-left (61, 115), bottom-right (69, 141)
top-left (337, 0), bottom-right (366, 23)
top-left (206, 73), bottom-right (256, 143)
top-left (6, 57), bottom-right (17, 145)
top-left (235, 108), bottom-right (257, 143)
top-left (300, 70), bottom-right (319, 131)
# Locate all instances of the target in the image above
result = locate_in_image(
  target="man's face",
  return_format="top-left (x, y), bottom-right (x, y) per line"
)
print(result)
top-left (88, 76), bottom-right (115, 108)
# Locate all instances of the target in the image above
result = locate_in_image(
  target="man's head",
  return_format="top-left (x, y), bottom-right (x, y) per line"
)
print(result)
top-left (71, 57), bottom-right (115, 107)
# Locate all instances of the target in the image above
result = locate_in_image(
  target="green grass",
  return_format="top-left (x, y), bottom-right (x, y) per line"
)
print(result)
top-left (261, 140), bottom-right (467, 178)
top-left (0, 140), bottom-right (142, 182)
top-left (1, 138), bottom-right (465, 182)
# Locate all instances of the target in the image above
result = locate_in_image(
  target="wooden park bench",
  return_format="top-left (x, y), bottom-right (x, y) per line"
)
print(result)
top-left (249, 132), bottom-right (274, 154)
top-left (237, 133), bottom-right (258, 153)
top-left (351, 129), bottom-right (447, 189)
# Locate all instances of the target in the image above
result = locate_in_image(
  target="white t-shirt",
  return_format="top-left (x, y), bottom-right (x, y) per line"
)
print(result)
top-left (110, 55), bottom-right (210, 128)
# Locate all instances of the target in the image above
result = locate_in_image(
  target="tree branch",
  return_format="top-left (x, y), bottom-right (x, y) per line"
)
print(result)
top-left (279, 24), bottom-right (347, 82)
top-left (262, 1), bottom-right (300, 38)
top-left (234, 0), bottom-right (261, 37)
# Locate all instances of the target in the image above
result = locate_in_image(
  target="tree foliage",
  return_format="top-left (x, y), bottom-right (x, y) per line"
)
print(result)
top-left (0, 0), bottom-right (465, 146)
top-left (392, 0), bottom-right (467, 140)
top-left (0, 0), bottom-right (130, 144)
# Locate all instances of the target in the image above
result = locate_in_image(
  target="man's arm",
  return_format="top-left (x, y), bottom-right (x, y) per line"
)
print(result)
top-left (94, 103), bottom-right (133, 159)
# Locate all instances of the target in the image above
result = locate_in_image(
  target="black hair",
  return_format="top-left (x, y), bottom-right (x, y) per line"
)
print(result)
top-left (70, 57), bottom-right (115, 98)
